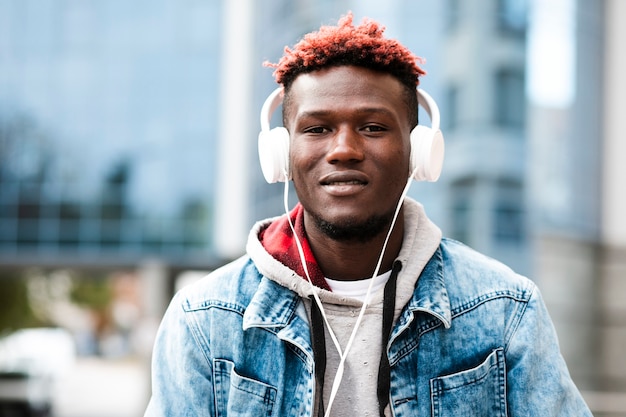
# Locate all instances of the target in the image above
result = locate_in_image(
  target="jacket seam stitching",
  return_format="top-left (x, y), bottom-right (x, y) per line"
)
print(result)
top-left (502, 283), bottom-right (535, 354)
top-left (449, 289), bottom-right (531, 321)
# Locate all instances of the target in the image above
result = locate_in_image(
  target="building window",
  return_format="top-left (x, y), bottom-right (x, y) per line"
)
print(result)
top-left (495, 69), bottom-right (526, 127)
top-left (493, 179), bottom-right (524, 243)
top-left (445, 85), bottom-right (459, 130)
top-left (447, 0), bottom-right (460, 32)
top-left (498, 0), bottom-right (527, 34)
top-left (450, 177), bottom-right (476, 245)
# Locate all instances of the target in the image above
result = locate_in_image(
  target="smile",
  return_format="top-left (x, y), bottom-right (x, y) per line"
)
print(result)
top-left (321, 179), bottom-right (366, 186)
top-left (319, 172), bottom-right (369, 196)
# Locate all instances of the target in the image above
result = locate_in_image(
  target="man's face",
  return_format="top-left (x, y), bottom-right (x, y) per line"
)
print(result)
top-left (285, 65), bottom-right (413, 242)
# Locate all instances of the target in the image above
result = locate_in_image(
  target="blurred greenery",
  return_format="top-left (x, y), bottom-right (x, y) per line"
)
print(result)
top-left (70, 273), bottom-right (113, 311)
top-left (0, 272), bottom-right (48, 332)
top-left (0, 269), bottom-right (114, 335)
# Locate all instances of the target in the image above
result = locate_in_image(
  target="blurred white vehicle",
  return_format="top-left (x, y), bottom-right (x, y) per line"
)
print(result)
top-left (0, 328), bottom-right (75, 417)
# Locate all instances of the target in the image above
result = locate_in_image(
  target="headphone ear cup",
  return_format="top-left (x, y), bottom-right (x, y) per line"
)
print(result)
top-left (258, 126), bottom-right (290, 183)
top-left (409, 125), bottom-right (445, 182)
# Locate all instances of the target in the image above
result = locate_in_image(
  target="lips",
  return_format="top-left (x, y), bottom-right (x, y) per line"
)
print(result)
top-left (319, 171), bottom-right (369, 196)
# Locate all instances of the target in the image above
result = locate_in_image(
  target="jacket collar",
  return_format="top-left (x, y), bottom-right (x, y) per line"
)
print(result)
top-left (243, 276), bottom-right (300, 329)
top-left (391, 246), bottom-right (451, 344)
top-left (242, 277), bottom-right (313, 356)
top-left (406, 246), bottom-right (452, 329)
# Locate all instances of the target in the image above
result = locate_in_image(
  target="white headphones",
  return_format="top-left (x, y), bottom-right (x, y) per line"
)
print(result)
top-left (258, 86), bottom-right (445, 183)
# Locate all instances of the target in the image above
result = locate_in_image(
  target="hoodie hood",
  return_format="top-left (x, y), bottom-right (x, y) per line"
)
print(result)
top-left (246, 197), bottom-right (442, 308)
top-left (258, 203), bottom-right (330, 291)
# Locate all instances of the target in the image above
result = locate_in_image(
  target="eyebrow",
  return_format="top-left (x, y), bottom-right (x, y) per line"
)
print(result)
top-left (296, 107), bottom-right (396, 119)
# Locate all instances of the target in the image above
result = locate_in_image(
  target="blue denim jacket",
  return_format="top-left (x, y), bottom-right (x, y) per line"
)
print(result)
top-left (145, 238), bottom-right (591, 416)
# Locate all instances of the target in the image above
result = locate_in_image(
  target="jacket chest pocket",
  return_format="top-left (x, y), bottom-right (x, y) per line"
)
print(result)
top-left (430, 348), bottom-right (507, 417)
top-left (214, 359), bottom-right (277, 417)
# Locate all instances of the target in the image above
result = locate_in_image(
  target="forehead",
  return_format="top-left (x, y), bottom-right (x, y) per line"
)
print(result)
top-left (284, 66), bottom-right (408, 121)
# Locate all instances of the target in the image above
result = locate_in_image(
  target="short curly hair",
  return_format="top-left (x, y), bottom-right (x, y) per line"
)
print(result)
top-left (264, 12), bottom-right (426, 126)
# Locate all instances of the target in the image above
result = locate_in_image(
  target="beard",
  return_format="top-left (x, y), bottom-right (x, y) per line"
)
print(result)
top-left (308, 209), bottom-right (395, 243)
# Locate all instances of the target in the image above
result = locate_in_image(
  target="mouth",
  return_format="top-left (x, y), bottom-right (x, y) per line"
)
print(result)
top-left (319, 172), bottom-right (369, 196)
top-left (320, 179), bottom-right (367, 186)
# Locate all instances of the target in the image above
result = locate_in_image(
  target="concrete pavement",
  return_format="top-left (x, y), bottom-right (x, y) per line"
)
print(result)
top-left (52, 357), bottom-right (149, 417)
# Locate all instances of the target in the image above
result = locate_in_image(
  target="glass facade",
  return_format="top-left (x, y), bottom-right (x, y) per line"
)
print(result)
top-left (0, 0), bottom-right (528, 269)
top-left (0, 1), bottom-right (222, 265)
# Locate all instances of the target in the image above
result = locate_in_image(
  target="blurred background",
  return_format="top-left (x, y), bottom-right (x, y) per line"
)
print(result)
top-left (0, 0), bottom-right (624, 416)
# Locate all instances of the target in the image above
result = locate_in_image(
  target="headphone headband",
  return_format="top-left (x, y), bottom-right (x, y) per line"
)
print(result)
top-left (416, 88), bottom-right (440, 131)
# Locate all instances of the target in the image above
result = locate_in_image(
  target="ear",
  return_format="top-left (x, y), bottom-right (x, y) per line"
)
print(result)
top-left (409, 125), bottom-right (444, 181)
top-left (258, 87), bottom-right (291, 183)
top-left (258, 126), bottom-right (290, 183)
top-left (408, 89), bottom-right (445, 181)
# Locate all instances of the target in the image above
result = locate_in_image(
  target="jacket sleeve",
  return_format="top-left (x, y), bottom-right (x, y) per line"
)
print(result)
top-left (144, 291), bottom-right (215, 417)
top-left (505, 284), bottom-right (592, 415)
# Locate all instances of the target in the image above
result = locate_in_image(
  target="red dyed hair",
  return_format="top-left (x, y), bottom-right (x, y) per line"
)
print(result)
top-left (264, 12), bottom-right (426, 91)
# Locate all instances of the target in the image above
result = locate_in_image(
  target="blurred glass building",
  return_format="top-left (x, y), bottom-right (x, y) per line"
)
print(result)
top-left (0, 0), bottom-right (223, 268)
top-left (0, 0), bottom-right (528, 269)
top-left (1, 0), bottom-right (625, 415)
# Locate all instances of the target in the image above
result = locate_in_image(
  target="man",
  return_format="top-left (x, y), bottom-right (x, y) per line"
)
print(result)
top-left (145, 14), bottom-right (592, 416)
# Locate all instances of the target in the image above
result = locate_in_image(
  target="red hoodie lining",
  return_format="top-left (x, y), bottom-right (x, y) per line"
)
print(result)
top-left (259, 203), bottom-right (331, 291)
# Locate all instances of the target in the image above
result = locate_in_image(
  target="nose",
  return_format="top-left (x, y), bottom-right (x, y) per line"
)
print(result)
top-left (326, 127), bottom-right (365, 164)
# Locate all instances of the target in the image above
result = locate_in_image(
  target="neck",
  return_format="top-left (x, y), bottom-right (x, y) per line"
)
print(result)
top-left (303, 209), bottom-right (404, 281)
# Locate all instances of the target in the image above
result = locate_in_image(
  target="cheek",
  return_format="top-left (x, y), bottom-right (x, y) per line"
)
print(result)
top-left (398, 141), bottom-right (412, 176)
top-left (383, 146), bottom-right (410, 174)
top-left (379, 151), bottom-right (412, 193)
top-left (289, 146), bottom-right (320, 189)
top-left (290, 141), bottom-right (323, 171)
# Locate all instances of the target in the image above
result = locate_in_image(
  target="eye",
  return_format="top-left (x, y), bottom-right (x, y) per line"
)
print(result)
top-left (362, 125), bottom-right (387, 133)
top-left (303, 126), bottom-right (328, 134)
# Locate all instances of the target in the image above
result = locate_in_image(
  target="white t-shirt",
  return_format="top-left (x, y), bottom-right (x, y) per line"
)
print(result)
top-left (325, 270), bottom-right (392, 303)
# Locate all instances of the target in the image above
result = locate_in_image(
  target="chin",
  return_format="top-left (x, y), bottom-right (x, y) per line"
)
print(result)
top-left (313, 212), bottom-right (391, 243)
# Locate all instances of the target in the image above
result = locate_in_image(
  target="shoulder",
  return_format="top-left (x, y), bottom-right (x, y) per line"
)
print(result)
top-left (174, 255), bottom-right (262, 311)
top-left (439, 238), bottom-right (536, 304)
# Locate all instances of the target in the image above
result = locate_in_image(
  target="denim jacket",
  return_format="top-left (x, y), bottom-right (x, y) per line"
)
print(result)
top-left (145, 228), bottom-right (591, 416)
